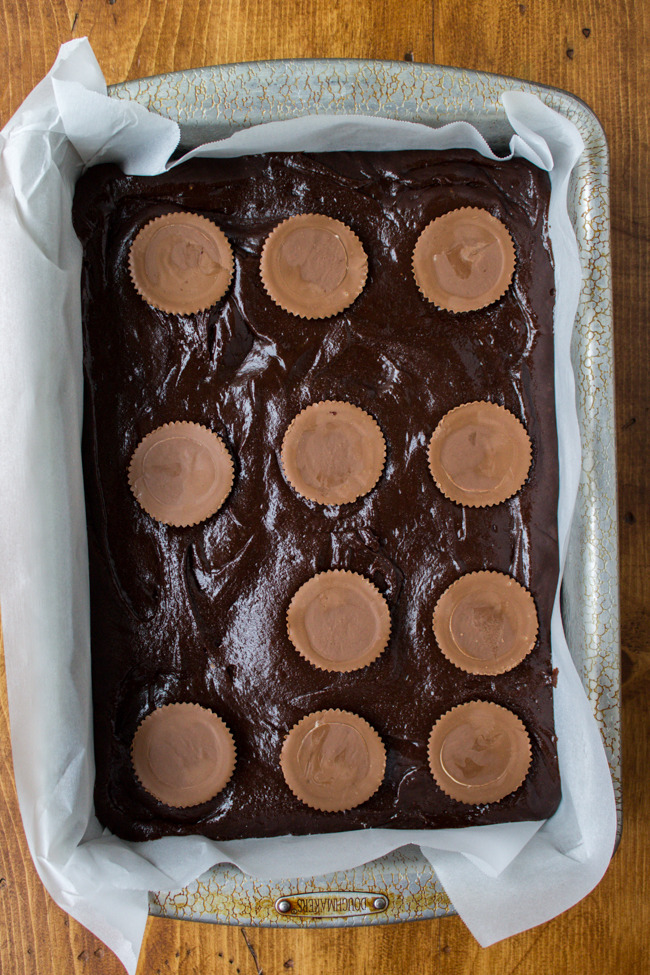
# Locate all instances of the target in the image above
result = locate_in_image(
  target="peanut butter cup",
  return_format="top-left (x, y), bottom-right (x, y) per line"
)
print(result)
top-left (281, 400), bottom-right (386, 505)
top-left (413, 207), bottom-right (515, 312)
top-left (281, 709), bottom-right (386, 812)
top-left (287, 570), bottom-right (391, 672)
top-left (433, 571), bottom-right (538, 675)
top-left (129, 211), bottom-right (233, 314)
top-left (428, 701), bottom-right (531, 805)
top-left (128, 421), bottom-right (234, 527)
top-left (131, 703), bottom-right (236, 808)
top-left (260, 213), bottom-right (367, 318)
top-left (428, 401), bottom-right (531, 507)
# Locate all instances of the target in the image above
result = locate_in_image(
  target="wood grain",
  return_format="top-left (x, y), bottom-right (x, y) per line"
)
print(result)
top-left (0, 0), bottom-right (433, 124)
top-left (1, 1), bottom-right (648, 973)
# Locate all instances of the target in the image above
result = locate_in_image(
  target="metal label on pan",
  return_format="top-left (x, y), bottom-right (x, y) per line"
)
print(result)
top-left (275, 891), bottom-right (388, 918)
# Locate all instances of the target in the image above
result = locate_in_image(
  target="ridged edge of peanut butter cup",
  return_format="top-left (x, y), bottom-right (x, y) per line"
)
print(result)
top-left (281, 400), bottom-right (386, 506)
top-left (128, 211), bottom-right (234, 314)
top-left (260, 213), bottom-right (368, 319)
top-left (412, 207), bottom-right (515, 313)
top-left (427, 401), bottom-right (532, 508)
top-left (432, 571), bottom-right (539, 675)
top-left (281, 708), bottom-right (386, 812)
top-left (287, 569), bottom-right (391, 672)
top-left (131, 702), bottom-right (236, 809)
top-left (128, 420), bottom-right (235, 527)
top-left (428, 701), bottom-right (532, 805)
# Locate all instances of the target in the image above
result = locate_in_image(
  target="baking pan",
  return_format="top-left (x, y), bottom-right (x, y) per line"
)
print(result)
top-left (107, 59), bottom-right (619, 927)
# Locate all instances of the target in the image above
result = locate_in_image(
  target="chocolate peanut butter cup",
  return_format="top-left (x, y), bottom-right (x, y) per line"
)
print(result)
top-left (281, 400), bottom-right (386, 506)
top-left (428, 401), bottom-right (532, 507)
top-left (287, 570), bottom-right (391, 672)
top-left (433, 571), bottom-right (538, 675)
top-left (281, 709), bottom-right (386, 812)
top-left (131, 702), bottom-right (236, 808)
top-left (260, 213), bottom-right (368, 318)
top-left (128, 421), bottom-right (234, 527)
top-left (428, 701), bottom-right (531, 805)
top-left (129, 211), bottom-right (233, 314)
top-left (413, 207), bottom-right (515, 312)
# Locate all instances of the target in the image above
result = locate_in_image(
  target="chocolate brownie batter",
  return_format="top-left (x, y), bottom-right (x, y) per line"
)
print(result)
top-left (73, 150), bottom-right (560, 841)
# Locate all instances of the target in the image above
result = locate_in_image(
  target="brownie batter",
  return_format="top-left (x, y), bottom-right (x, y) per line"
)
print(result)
top-left (73, 150), bottom-right (560, 841)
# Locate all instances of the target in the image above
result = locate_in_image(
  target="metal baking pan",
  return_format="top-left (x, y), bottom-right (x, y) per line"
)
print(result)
top-left (108, 59), bottom-right (620, 927)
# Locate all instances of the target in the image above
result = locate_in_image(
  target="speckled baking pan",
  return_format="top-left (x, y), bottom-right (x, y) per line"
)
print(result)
top-left (108, 59), bottom-right (620, 927)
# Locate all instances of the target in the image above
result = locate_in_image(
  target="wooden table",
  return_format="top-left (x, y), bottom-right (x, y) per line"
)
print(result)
top-left (1, 2), bottom-right (648, 972)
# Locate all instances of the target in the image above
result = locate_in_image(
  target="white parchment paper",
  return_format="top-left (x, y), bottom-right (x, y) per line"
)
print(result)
top-left (0, 39), bottom-right (616, 973)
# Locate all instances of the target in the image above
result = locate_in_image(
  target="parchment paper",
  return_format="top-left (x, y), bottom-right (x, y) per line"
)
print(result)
top-left (0, 38), bottom-right (616, 973)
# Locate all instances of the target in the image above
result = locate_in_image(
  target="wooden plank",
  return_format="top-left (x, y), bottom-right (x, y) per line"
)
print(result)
top-left (1, 0), bottom-right (648, 973)
top-left (0, 0), bottom-right (433, 125)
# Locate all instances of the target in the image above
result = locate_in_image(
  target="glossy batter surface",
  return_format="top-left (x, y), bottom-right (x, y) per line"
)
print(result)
top-left (73, 150), bottom-right (560, 841)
